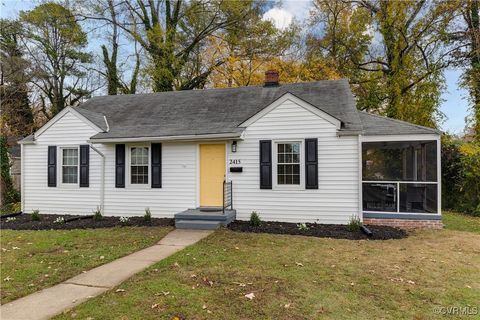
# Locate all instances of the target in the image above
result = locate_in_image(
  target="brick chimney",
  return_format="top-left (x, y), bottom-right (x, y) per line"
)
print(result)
top-left (264, 70), bottom-right (279, 87)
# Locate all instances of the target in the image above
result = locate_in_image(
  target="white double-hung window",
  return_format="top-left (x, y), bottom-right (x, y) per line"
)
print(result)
top-left (130, 146), bottom-right (149, 184)
top-left (274, 141), bottom-right (303, 188)
top-left (61, 148), bottom-right (79, 184)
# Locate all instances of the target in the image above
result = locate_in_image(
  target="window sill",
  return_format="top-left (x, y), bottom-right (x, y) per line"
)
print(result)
top-left (272, 185), bottom-right (305, 191)
top-left (126, 184), bottom-right (150, 189)
top-left (58, 184), bottom-right (79, 189)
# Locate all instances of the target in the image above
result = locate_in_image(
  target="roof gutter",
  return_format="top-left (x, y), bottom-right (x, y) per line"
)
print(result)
top-left (88, 132), bottom-right (244, 143)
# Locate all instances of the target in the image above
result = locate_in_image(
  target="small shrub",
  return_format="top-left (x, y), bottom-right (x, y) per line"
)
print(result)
top-left (119, 216), bottom-right (130, 225)
top-left (93, 207), bottom-right (103, 221)
top-left (249, 211), bottom-right (261, 227)
top-left (347, 215), bottom-right (362, 232)
top-left (53, 217), bottom-right (65, 224)
top-left (297, 223), bottom-right (309, 231)
top-left (6, 217), bottom-right (16, 222)
top-left (144, 208), bottom-right (152, 223)
top-left (31, 209), bottom-right (41, 221)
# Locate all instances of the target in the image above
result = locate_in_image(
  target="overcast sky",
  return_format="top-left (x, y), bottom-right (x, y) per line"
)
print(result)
top-left (1, 0), bottom-right (470, 134)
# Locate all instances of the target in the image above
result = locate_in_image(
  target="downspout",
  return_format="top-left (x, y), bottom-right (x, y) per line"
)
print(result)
top-left (89, 144), bottom-right (105, 214)
top-left (358, 134), bottom-right (363, 222)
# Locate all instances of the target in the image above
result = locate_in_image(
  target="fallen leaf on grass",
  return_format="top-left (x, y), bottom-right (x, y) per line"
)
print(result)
top-left (3, 276), bottom-right (13, 281)
top-left (244, 293), bottom-right (255, 300)
top-left (99, 256), bottom-right (104, 260)
top-left (202, 304), bottom-right (207, 310)
top-left (203, 277), bottom-right (213, 286)
top-left (233, 282), bottom-right (246, 287)
top-left (295, 262), bottom-right (304, 267)
top-left (115, 289), bottom-right (126, 293)
top-left (151, 303), bottom-right (159, 309)
top-left (284, 303), bottom-right (291, 309)
top-left (407, 280), bottom-right (415, 285)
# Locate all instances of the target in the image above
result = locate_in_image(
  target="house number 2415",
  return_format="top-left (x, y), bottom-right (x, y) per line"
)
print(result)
top-left (229, 159), bottom-right (241, 165)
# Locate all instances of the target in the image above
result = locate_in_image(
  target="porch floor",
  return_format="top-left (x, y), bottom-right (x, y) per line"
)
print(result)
top-left (174, 208), bottom-right (236, 230)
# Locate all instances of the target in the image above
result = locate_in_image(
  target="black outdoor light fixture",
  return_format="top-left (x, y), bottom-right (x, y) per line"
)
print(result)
top-left (231, 141), bottom-right (237, 153)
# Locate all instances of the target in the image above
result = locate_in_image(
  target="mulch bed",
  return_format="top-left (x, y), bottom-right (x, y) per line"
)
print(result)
top-left (1, 213), bottom-right (174, 230)
top-left (228, 220), bottom-right (407, 240)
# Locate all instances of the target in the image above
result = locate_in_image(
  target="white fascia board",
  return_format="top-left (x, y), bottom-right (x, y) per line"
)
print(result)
top-left (89, 132), bottom-right (244, 143)
top-left (239, 92), bottom-right (342, 129)
top-left (34, 107), bottom-right (104, 140)
top-left (17, 139), bottom-right (36, 145)
top-left (361, 134), bottom-right (440, 142)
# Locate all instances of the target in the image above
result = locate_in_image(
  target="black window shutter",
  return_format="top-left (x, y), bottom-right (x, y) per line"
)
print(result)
top-left (259, 140), bottom-right (272, 189)
top-left (47, 146), bottom-right (57, 187)
top-left (305, 138), bottom-right (318, 189)
top-left (79, 145), bottom-right (89, 187)
top-left (115, 144), bottom-right (125, 188)
top-left (151, 143), bottom-right (162, 188)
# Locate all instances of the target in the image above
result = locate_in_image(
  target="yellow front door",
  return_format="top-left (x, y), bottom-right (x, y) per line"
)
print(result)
top-left (200, 144), bottom-right (226, 207)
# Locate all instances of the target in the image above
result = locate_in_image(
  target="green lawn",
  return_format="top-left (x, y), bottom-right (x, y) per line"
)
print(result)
top-left (0, 226), bottom-right (172, 304)
top-left (443, 211), bottom-right (480, 233)
top-left (55, 214), bottom-right (480, 319)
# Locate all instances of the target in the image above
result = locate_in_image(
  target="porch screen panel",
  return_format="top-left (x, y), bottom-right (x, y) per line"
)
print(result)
top-left (363, 183), bottom-right (397, 212)
top-left (362, 141), bottom-right (437, 182)
top-left (362, 140), bottom-right (438, 214)
top-left (399, 184), bottom-right (437, 213)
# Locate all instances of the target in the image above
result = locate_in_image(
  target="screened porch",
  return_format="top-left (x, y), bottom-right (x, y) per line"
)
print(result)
top-left (362, 139), bottom-right (440, 215)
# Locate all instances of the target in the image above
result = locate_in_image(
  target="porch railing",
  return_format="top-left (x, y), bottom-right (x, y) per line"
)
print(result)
top-left (223, 180), bottom-right (233, 213)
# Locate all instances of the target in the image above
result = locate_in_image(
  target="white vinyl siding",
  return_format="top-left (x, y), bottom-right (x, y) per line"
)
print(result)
top-left (103, 142), bottom-right (196, 216)
top-left (23, 112), bottom-right (101, 214)
top-left (227, 98), bottom-right (359, 224)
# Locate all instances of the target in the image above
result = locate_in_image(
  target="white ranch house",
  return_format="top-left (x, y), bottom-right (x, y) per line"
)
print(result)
top-left (19, 73), bottom-right (442, 229)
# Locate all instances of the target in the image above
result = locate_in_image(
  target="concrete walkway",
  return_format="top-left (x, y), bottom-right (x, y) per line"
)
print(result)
top-left (0, 229), bottom-right (212, 320)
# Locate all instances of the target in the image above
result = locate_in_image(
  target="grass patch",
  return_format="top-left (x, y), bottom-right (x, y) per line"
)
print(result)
top-left (56, 227), bottom-right (480, 319)
top-left (0, 226), bottom-right (172, 304)
top-left (443, 211), bottom-right (480, 234)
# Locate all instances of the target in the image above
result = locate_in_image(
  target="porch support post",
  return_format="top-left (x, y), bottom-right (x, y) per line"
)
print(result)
top-left (437, 137), bottom-right (442, 215)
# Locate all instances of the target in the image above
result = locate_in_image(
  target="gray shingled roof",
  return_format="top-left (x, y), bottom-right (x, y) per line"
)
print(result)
top-left (358, 111), bottom-right (440, 135)
top-left (19, 80), bottom-right (439, 144)
top-left (73, 107), bottom-right (108, 131)
top-left (77, 79), bottom-right (363, 140)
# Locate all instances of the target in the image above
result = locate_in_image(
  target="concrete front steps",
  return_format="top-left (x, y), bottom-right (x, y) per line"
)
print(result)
top-left (175, 208), bottom-right (236, 230)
